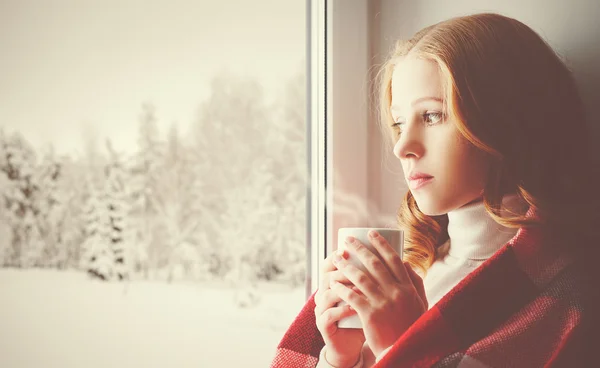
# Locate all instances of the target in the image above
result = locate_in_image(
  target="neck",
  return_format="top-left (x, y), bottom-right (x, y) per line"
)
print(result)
top-left (445, 195), bottom-right (526, 260)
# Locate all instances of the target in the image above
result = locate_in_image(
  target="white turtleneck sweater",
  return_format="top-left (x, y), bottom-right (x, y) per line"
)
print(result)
top-left (317, 196), bottom-right (524, 368)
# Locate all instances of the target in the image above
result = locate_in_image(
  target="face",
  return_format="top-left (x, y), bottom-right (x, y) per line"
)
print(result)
top-left (390, 55), bottom-right (490, 216)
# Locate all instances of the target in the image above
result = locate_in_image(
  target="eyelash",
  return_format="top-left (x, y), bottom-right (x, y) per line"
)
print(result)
top-left (391, 111), bottom-right (444, 132)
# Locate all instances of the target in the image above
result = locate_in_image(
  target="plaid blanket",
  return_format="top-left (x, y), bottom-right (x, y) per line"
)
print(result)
top-left (270, 223), bottom-right (598, 367)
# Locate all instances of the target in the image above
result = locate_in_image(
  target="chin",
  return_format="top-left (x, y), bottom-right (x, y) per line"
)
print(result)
top-left (412, 190), bottom-right (485, 216)
top-left (418, 206), bottom-right (447, 217)
top-left (411, 193), bottom-right (449, 216)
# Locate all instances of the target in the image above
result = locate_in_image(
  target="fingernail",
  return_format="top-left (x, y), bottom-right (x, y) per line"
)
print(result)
top-left (336, 249), bottom-right (346, 259)
top-left (333, 255), bottom-right (346, 267)
top-left (369, 230), bottom-right (379, 238)
top-left (345, 236), bottom-right (355, 243)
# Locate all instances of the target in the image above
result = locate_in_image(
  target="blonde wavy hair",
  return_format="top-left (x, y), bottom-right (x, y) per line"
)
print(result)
top-left (376, 13), bottom-right (598, 275)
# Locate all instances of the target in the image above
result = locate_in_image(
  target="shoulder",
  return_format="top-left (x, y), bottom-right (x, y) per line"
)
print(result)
top-left (450, 260), bottom-right (592, 366)
top-left (544, 257), bottom-right (600, 365)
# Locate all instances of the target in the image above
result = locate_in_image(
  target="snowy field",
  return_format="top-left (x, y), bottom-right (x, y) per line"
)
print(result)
top-left (0, 269), bottom-right (306, 368)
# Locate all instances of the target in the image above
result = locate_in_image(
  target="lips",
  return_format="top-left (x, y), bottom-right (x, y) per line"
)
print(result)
top-left (408, 172), bottom-right (433, 181)
top-left (407, 172), bottom-right (434, 190)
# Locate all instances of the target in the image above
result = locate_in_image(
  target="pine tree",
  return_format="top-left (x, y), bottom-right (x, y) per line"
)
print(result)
top-left (104, 141), bottom-right (130, 280)
top-left (128, 102), bottom-right (164, 278)
top-left (81, 141), bottom-right (131, 281)
top-left (0, 129), bottom-right (44, 267)
top-left (32, 147), bottom-right (64, 267)
top-left (226, 163), bottom-right (280, 284)
top-left (81, 177), bottom-right (112, 279)
top-left (262, 69), bottom-right (307, 285)
top-left (154, 122), bottom-right (204, 281)
top-left (191, 73), bottom-right (272, 281)
top-left (52, 157), bottom-right (87, 269)
top-left (0, 129), bottom-right (12, 265)
top-left (220, 163), bottom-right (278, 307)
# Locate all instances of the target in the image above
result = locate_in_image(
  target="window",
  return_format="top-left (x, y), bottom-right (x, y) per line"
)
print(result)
top-left (307, 0), bottom-right (404, 297)
top-left (0, 1), bottom-right (307, 367)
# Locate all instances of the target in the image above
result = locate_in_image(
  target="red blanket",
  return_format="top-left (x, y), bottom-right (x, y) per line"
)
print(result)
top-left (270, 224), bottom-right (598, 367)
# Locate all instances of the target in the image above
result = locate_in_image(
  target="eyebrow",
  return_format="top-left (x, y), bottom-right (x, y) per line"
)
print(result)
top-left (390, 96), bottom-right (444, 114)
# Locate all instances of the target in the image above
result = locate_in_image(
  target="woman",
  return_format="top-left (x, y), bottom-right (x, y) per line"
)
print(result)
top-left (271, 12), bottom-right (599, 368)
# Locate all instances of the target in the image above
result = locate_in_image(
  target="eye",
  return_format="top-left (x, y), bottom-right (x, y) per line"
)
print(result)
top-left (390, 119), bottom-right (405, 136)
top-left (422, 111), bottom-right (444, 125)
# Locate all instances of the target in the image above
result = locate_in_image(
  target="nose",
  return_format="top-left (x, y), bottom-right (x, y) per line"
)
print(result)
top-left (393, 124), bottom-right (424, 160)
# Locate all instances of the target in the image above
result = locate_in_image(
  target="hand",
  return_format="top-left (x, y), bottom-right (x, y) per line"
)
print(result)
top-left (329, 230), bottom-right (428, 358)
top-left (314, 250), bottom-right (366, 367)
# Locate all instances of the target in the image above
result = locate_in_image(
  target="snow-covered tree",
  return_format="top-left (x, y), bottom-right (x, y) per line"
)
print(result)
top-left (0, 211), bottom-right (12, 265)
top-left (80, 179), bottom-right (112, 279)
top-left (190, 73), bottom-right (274, 281)
top-left (153, 122), bottom-right (205, 282)
top-left (32, 147), bottom-right (66, 267)
top-left (185, 70), bottom-right (309, 286)
top-left (259, 69), bottom-right (307, 285)
top-left (0, 129), bottom-right (44, 267)
top-left (81, 141), bottom-right (131, 281)
top-left (103, 141), bottom-right (130, 280)
top-left (221, 163), bottom-right (277, 279)
top-left (0, 66), bottom-right (309, 291)
top-left (128, 103), bottom-right (165, 278)
top-left (52, 157), bottom-right (87, 269)
top-left (0, 129), bottom-right (12, 264)
top-left (192, 73), bottom-right (271, 188)
top-left (0, 130), bottom-right (86, 269)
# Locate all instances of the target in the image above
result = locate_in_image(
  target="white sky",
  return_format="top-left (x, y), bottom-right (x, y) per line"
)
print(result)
top-left (0, 0), bottom-right (305, 156)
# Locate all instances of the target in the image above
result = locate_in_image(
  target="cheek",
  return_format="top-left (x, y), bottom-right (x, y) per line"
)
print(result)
top-left (409, 129), bottom-right (491, 215)
top-left (451, 138), bottom-right (490, 187)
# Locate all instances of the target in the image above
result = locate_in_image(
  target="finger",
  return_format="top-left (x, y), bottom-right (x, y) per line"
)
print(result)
top-left (316, 304), bottom-right (357, 337)
top-left (332, 255), bottom-right (381, 301)
top-left (405, 263), bottom-right (427, 308)
top-left (315, 269), bottom-right (352, 307)
top-left (329, 279), bottom-right (368, 313)
top-left (319, 250), bottom-right (350, 291)
top-left (321, 248), bottom-right (349, 273)
top-left (315, 282), bottom-right (362, 315)
top-left (343, 236), bottom-right (397, 291)
top-left (367, 230), bottom-right (411, 284)
top-left (328, 269), bottom-right (352, 285)
top-left (321, 252), bottom-right (337, 272)
top-left (314, 288), bottom-right (344, 316)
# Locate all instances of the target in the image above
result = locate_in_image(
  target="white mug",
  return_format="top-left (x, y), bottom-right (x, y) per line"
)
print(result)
top-left (335, 227), bottom-right (404, 329)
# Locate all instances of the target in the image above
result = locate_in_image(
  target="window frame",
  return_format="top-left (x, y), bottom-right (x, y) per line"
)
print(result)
top-left (306, 0), bottom-right (328, 299)
top-left (306, 0), bottom-right (385, 299)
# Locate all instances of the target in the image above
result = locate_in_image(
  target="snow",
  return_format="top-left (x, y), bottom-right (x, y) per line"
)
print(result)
top-left (0, 269), bottom-right (306, 368)
top-left (0, 71), bottom-right (310, 367)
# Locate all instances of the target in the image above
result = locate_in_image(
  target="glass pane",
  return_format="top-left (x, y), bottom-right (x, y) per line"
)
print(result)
top-left (328, 0), bottom-right (401, 257)
top-left (0, 1), bottom-right (307, 367)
